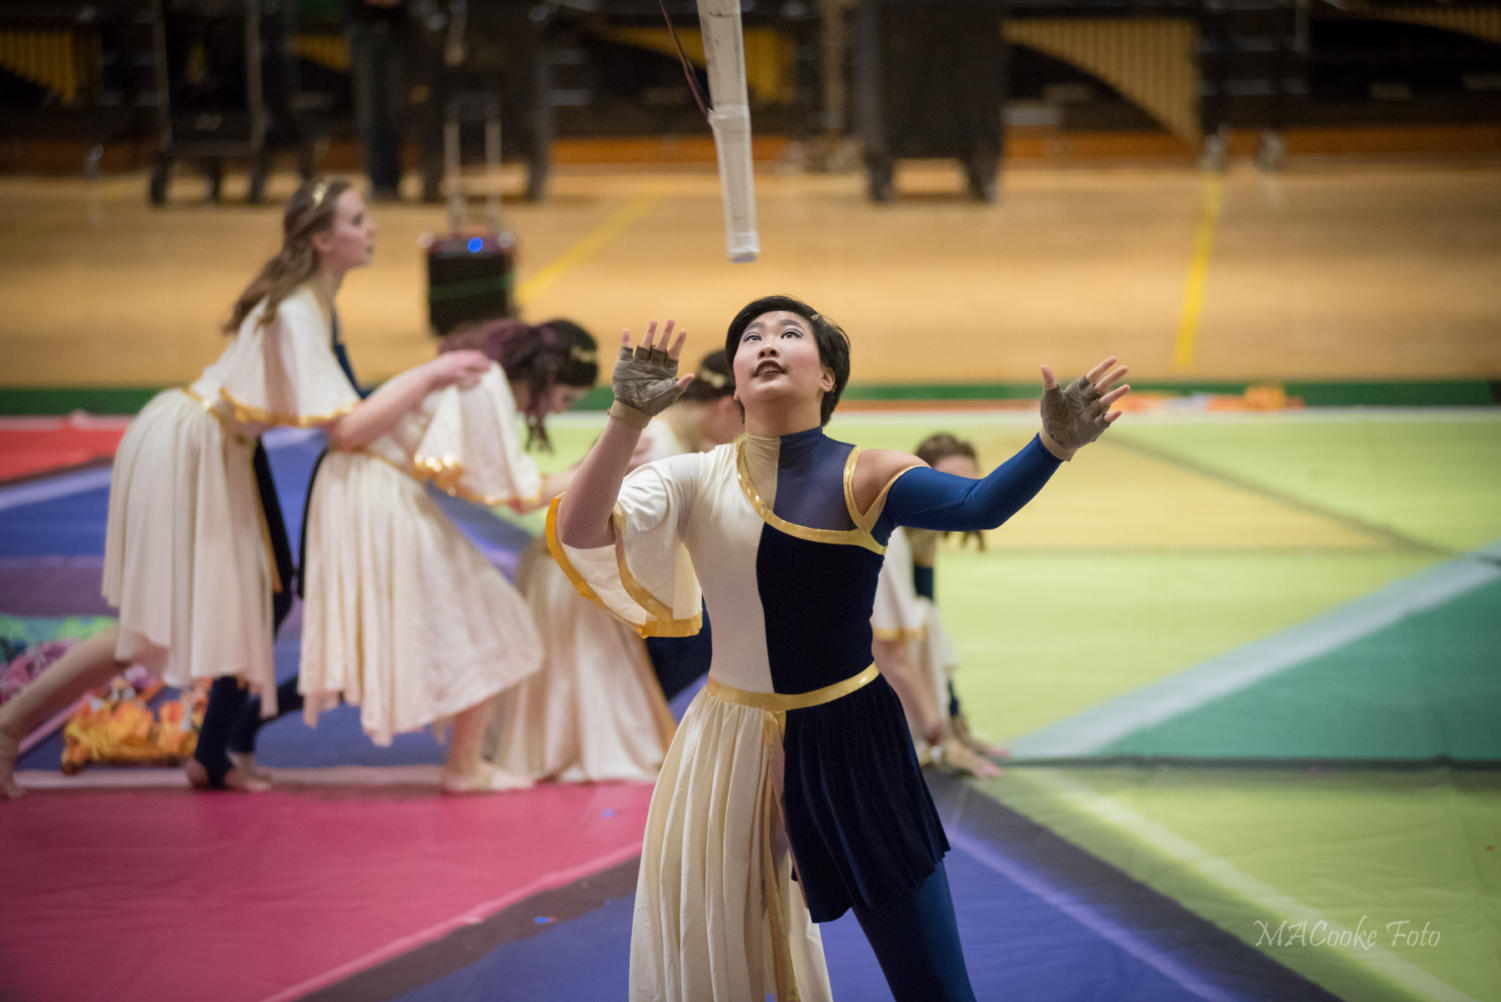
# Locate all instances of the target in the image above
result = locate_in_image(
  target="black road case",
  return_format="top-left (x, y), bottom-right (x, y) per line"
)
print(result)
top-left (854, 0), bottom-right (1007, 203)
top-left (148, 0), bottom-right (315, 204)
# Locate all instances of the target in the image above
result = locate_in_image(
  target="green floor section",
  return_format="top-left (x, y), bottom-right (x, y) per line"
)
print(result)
top-left (1098, 576), bottom-right (1501, 762)
top-left (929, 548), bottom-right (1440, 748)
top-left (985, 766), bottom-right (1501, 1002)
top-left (1107, 416), bottom-right (1501, 554)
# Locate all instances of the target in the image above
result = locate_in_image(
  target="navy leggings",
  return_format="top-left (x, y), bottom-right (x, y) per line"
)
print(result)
top-left (851, 861), bottom-right (977, 1002)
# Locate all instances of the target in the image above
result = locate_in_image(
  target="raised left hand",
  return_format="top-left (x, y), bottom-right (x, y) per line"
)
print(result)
top-left (1038, 356), bottom-right (1130, 459)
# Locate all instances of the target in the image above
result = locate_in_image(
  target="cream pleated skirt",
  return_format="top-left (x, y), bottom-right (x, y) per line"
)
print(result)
top-left (299, 451), bottom-right (542, 744)
top-left (102, 389), bottom-right (280, 710)
top-left (629, 686), bottom-right (832, 1002)
top-left (488, 539), bottom-right (675, 783)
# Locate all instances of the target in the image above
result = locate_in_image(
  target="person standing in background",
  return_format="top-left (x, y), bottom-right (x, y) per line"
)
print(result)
top-left (347, 0), bottom-right (409, 201)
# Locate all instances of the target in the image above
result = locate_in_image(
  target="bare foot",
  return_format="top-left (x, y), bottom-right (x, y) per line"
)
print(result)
top-left (228, 751), bottom-right (272, 783)
top-left (940, 737), bottom-right (1005, 779)
top-left (952, 714), bottom-right (1008, 759)
top-left (441, 763), bottom-right (534, 795)
top-left (184, 758), bottom-right (272, 793)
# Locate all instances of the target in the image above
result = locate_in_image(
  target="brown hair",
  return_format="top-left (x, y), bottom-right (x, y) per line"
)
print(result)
top-left (440, 316), bottom-right (599, 451)
top-left (223, 177), bottom-right (352, 334)
top-left (916, 432), bottom-right (985, 550)
top-left (915, 432), bottom-right (979, 469)
top-left (678, 350), bottom-right (734, 403)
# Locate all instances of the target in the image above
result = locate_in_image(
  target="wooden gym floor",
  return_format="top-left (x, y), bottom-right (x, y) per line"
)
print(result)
top-left (0, 157), bottom-right (1498, 392)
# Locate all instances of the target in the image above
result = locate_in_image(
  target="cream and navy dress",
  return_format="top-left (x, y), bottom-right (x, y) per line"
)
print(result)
top-left (548, 425), bottom-right (1063, 1002)
top-left (102, 286), bottom-right (359, 715)
top-left (488, 423), bottom-right (688, 783)
top-left (298, 364), bottom-right (544, 745)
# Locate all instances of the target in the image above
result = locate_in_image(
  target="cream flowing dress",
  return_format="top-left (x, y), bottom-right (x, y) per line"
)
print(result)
top-left (486, 421), bottom-right (689, 783)
top-left (548, 441), bottom-right (848, 1002)
top-left (298, 364), bottom-right (545, 744)
top-left (102, 285), bottom-right (359, 715)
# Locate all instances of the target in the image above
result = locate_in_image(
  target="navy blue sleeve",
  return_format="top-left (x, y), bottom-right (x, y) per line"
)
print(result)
top-left (876, 435), bottom-right (1062, 537)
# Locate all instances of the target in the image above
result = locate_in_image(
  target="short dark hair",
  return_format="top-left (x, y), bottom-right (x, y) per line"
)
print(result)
top-left (724, 295), bottom-right (850, 426)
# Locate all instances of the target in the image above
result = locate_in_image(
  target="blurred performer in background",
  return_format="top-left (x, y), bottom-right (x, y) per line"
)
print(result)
top-left (871, 432), bottom-right (1004, 777)
top-left (295, 317), bottom-right (600, 793)
top-left (489, 351), bottom-right (741, 783)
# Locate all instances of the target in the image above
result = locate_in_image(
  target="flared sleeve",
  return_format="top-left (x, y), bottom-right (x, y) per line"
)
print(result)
top-left (214, 287), bottom-right (360, 426)
top-left (871, 526), bottom-right (928, 643)
top-left (410, 363), bottom-right (542, 507)
top-left (545, 452), bottom-right (707, 638)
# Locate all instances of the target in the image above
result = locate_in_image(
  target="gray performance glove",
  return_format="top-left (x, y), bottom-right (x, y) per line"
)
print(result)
top-left (608, 343), bottom-right (686, 429)
top-left (1039, 374), bottom-right (1109, 460)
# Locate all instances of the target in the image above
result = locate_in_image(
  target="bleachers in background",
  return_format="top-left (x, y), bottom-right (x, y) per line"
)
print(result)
top-left (0, 0), bottom-right (1498, 177)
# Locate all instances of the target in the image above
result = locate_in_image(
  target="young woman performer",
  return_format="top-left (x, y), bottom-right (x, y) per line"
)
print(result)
top-left (553, 296), bottom-right (1127, 1001)
top-left (296, 316), bottom-right (600, 793)
top-left (489, 350), bottom-right (740, 783)
top-left (0, 177), bottom-right (490, 798)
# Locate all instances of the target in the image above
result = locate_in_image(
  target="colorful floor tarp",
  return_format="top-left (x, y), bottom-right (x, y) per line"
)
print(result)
top-left (2, 410), bottom-right (1497, 1001)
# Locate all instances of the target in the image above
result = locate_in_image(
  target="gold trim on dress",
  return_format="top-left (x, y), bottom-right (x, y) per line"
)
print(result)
top-left (841, 446), bottom-right (863, 527)
top-left (543, 497), bottom-right (703, 639)
top-left (218, 387), bottom-right (358, 429)
top-left (411, 453), bottom-right (541, 509)
top-left (706, 663), bottom-right (880, 713)
top-left (181, 386), bottom-right (255, 447)
top-left (735, 440), bottom-right (886, 556)
top-left (854, 462), bottom-right (922, 533)
top-left (871, 625), bottom-right (927, 643)
top-left (610, 505), bottom-right (703, 637)
top-left (182, 387), bottom-right (281, 592)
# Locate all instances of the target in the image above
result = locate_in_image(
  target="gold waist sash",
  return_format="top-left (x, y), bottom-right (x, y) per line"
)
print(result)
top-left (181, 387), bottom-right (280, 593)
top-left (706, 663), bottom-right (879, 713)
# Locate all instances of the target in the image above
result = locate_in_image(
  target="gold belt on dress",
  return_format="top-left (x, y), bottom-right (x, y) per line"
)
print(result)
top-left (707, 663), bottom-right (881, 1002)
top-left (181, 387), bottom-right (280, 593)
top-left (706, 663), bottom-right (879, 712)
top-left (182, 386), bottom-right (254, 447)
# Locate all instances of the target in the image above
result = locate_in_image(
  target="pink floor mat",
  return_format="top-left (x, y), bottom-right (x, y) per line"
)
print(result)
top-left (0, 780), bottom-right (653, 1002)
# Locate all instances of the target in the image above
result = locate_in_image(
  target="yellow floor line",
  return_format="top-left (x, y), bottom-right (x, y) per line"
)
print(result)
top-left (514, 185), bottom-right (667, 306)
top-left (1173, 175), bottom-right (1223, 371)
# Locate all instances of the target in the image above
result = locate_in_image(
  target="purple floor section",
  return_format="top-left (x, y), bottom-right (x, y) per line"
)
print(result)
top-left (360, 772), bottom-right (1343, 1002)
top-left (4, 430), bottom-right (538, 772)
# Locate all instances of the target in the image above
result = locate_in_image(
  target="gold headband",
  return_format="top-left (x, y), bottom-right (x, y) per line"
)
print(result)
top-left (569, 345), bottom-right (597, 364)
top-left (695, 369), bottom-right (729, 389)
top-left (309, 180), bottom-right (331, 209)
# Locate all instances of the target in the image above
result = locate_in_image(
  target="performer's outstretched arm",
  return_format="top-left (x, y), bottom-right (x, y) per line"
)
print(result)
top-left (556, 320), bottom-right (693, 548)
top-left (870, 356), bottom-right (1130, 534)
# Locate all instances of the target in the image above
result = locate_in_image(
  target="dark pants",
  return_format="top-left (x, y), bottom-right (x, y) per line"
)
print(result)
top-left (349, 20), bottom-right (407, 193)
top-left (851, 861), bottom-right (977, 1002)
top-left (193, 443), bottom-right (300, 785)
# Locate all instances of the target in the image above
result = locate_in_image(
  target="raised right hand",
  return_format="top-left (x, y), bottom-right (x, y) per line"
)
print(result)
top-left (608, 319), bottom-right (694, 429)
